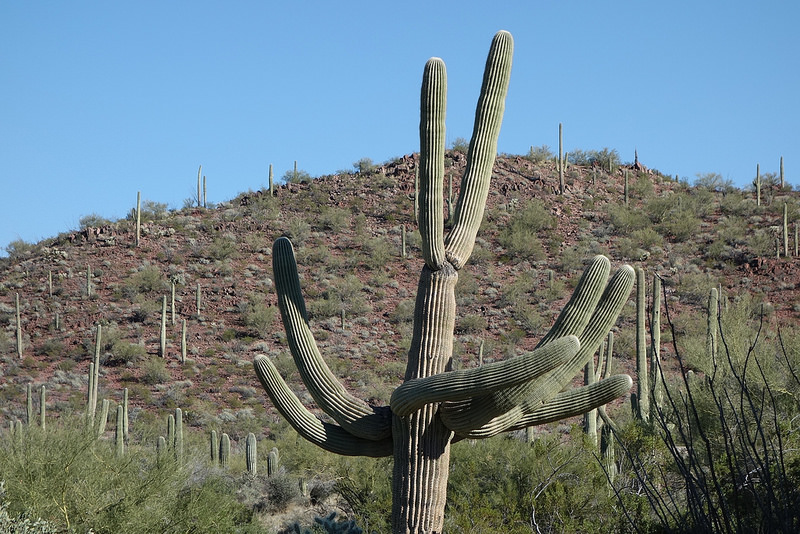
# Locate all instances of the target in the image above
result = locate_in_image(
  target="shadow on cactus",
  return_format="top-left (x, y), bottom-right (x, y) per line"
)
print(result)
top-left (253, 30), bottom-right (634, 533)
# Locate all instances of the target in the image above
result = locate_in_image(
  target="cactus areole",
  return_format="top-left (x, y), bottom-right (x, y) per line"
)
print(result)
top-left (253, 30), bottom-right (634, 533)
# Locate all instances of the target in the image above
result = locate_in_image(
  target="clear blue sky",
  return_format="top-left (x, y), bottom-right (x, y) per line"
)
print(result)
top-left (2, 2), bottom-right (798, 256)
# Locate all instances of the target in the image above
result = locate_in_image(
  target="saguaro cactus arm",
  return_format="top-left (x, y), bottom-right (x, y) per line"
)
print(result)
top-left (390, 335), bottom-right (579, 417)
top-left (445, 31), bottom-right (513, 269)
top-left (253, 355), bottom-right (393, 457)
top-left (272, 237), bottom-right (392, 441)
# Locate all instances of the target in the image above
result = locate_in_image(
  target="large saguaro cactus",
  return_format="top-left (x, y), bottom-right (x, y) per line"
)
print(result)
top-left (253, 31), bottom-right (634, 533)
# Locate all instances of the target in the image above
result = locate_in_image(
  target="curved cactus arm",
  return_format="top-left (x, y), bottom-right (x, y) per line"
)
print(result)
top-left (445, 30), bottom-right (513, 269)
top-left (272, 237), bottom-right (392, 441)
top-left (390, 335), bottom-right (579, 417)
top-left (253, 355), bottom-right (392, 457)
top-left (418, 57), bottom-right (447, 271)
top-left (439, 261), bottom-right (633, 435)
top-left (504, 374), bottom-right (633, 431)
top-left (597, 405), bottom-right (620, 434)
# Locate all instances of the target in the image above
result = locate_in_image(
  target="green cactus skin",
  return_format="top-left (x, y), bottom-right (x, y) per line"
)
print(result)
top-left (26, 384), bottom-right (32, 426)
top-left (87, 362), bottom-right (95, 427)
top-left (252, 31), bottom-right (634, 533)
top-left (171, 283), bottom-right (176, 326)
top-left (167, 414), bottom-right (175, 450)
top-left (600, 424), bottom-right (616, 482)
top-left (245, 432), bottom-right (257, 475)
top-left (97, 399), bottom-right (109, 437)
top-left (181, 319), bottom-right (187, 364)
top-left (156, 435), bottom-right (166, 465)
top-left (48, 270), bottom-right (53, 298)
top-left (583, 350), bottom-right (598, 446)
top-left (115, 405), bottom-right (124, 458)
top-left (160, 296), bottom-right (167, 358)
top-left (203, 175), bottom-right (207, 208)
top-left (122, 388), bottom-right (129, 443)
top-left (196, 283), bottom-right (202, 318)
top-left (174, 408), bottom-right (184, 461)
top-left (15, 293), bottom-right (22, 359)
top-left (634, 266), bottom-right (649, 422)
top-left (756, 163), bottom-right (761, 207)
top-left (269, 163), bottom-right (274, 197)
top-left (91, 325), bottom-right (101, 422)
top-left (39, 385), bottom-right (46, 430)
top-left (210, 430), bottom-right (219, 464)
top-left (220, 433), bottom-right (230, 468)
top-left (197, 165), bottom-right (202, 208)
top-left (267, 447), bottom-right (279, 477)
top-left (780, 156), bottom-right (785, 188)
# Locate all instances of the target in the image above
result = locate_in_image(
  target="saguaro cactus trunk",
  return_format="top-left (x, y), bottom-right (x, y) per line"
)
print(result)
top-left (252, 31), bottom-right (634, 533)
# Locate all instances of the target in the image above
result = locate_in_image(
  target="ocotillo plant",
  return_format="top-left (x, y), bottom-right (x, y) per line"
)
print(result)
top-left (252, 31), bottom-right (634, 533)
top-left (245, 432), bottom-right (257, 475)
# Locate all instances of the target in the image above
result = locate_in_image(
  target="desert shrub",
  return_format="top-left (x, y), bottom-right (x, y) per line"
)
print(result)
top-left (605, 204), bottom-right (650, 236)
top-left (79, 213), bottom-right (112, 229)
top-left (316, 206), bottom-right (350, 233)
top-left (283, 168), bottom-right (313, 184)
top-left (526, 144), bottom-right (553, 163)
top-left (240, 294), bottom-right (278, 337)
top-left (353, 157), bottom-right (377, 174)
top-left (139, 200), bottom-right (169, 222)
top-left (122, 265), bottom-right (166, 297)
top-left (284, 217), bottom-right (312, 245)
top-left (0, 422), bottom-right (258, 533)
top-left (457, 313), bottom-right (487, 334)
top-left (141, 357), bottom-right (170, 385)
top-left (106, 340), bottom-right (147, 366)
top-left (498, 199), bottom-right (554, 261)
top-left (362, 237), bottom-right (393, 270)
top-left (205, 235), bottom-right (238, 261)
top-left (4, 239), bottom-right (35, 260)
top-left (694, 172), bottom-right (735, 193)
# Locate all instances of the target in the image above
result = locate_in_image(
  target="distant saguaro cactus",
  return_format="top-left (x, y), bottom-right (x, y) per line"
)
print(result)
top-left (252, 31), bottom-right (634, 533)
top-left (246, 433), bottom-right (257, 475)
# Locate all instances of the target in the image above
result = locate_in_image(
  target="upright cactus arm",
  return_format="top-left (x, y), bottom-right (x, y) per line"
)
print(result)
top-left (390, 335), bottom-right (579, 417)
top-left (446, 30), bottom-right (513, 270)
top-left (418, 57), bottom-right (447, 271)
top-left (272, 237), bottom-right (392, 441)
top-left (253, 355), bottom-right (393, 457)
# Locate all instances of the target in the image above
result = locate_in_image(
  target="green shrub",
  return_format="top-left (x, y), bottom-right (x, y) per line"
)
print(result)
top-left (525, 144), bottom-right (553, 163)
top-left (122, 265), bottom-right (166, 297)
top-left (141, 357), bottom-right (170, 385)
top-left (498, 199), bottom-right (554, 261)
top-left (79, 213), bottom-right (113, 229)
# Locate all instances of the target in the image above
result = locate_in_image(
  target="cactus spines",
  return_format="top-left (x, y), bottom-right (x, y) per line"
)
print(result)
top-left (174, 408), bottom-right (184, 461)
top-left (245, 432), bottom-right (257, 475)
top-left (115, 405), bottom-right (124, 457)
top-left (160, 296), bottom-right (167, 358)
top-left (15, 293), bottom-right (22, 359)
top-left (219, 433), bottom-right (231, 467)
top-left (635, 266), bottom-right (649, 422)
top-left (39, 385), bottom-right (46, 430)
top-left (210, 430), bottom-right (219, 464)
top-left (252, 31), bottom-right (634, 533)
top-left (267, 447), bottom-right (280, 476)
